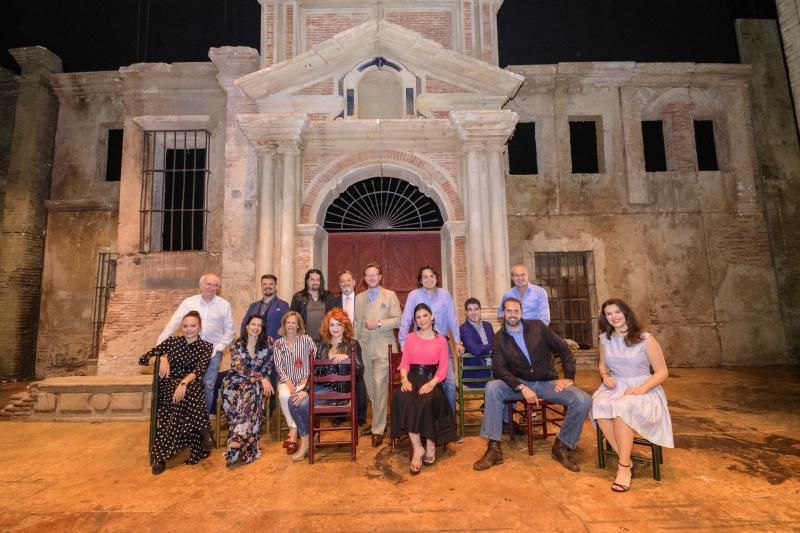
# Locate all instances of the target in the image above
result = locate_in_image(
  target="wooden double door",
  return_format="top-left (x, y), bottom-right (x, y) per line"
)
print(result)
top-left (327, 231), bottom-right (441, 305)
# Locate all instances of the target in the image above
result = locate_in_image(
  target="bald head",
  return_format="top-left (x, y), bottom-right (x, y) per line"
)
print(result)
top-left (199, 273), bottom-right (221, 300)
top-left (510, 264), bottom-right (529, 289)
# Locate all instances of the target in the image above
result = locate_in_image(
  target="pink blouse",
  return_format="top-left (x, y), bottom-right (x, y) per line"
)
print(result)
top-left (398, 333), bottom-right (449, 383)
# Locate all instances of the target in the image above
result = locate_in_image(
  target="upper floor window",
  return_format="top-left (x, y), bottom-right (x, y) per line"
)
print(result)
top-left (508, 122), bottom-right (538, 175)
top-left (641, 120), bottom-right (667, 172)
top-left (104, 129), bottom-right (124, 182)
top-left (342, 57), bottom-right (418, 119)
top-left (569, 119), bottom-right (603, 174)
top-left (140, 130), bottom-right (210, 252)
top-left (694, 119), bottom-right (719, 171)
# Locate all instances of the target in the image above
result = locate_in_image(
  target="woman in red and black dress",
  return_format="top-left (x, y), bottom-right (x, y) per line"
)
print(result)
top-left (140, 310), bottom-right (214, 475)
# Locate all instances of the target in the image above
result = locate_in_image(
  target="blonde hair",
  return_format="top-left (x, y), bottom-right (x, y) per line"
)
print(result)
top-left (278, 311), bottom-right (306, 336)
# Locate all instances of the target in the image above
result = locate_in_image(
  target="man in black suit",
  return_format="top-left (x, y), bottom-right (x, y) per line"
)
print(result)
top-left (473, 297), bottom-right (591, 472)
top-left (326, 270), bottom-right (367, 427)
top-left (240, 274), bottom-right (289, 340)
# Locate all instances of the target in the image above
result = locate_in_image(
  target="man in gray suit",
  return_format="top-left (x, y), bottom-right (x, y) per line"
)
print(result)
top-left (354, 262), bottom-right (402, 447)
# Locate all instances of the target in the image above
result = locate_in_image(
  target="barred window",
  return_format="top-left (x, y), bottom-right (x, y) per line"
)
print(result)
top-left (140, 130), bottom-right (210, 252)
top-left (91, 252), bottom-right (117, 360)
top-left (534, 251), bottom-right (598, 347)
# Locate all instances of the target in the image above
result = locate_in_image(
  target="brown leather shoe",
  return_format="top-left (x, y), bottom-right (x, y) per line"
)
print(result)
top-left (371, 433), bottom-right (384, 447)
top-left (360, 425), bottom-right (373, 437)
top-left (551, 438), bottom-right (580, 472)
top-left (200, 429), bottom-right (216, 452)
top-left (473, 440), bottom-right (504, 471)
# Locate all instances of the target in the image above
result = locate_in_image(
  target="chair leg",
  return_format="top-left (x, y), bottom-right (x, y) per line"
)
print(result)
top-left (525, 403), bottom-right (534, 456)
top-left (215, 395), bottom-right (223, 448)
top-left (507, 404), bottom-right (515, 441)
top-left (596, 427), bottom-right (606, 468)
top-left (652, 444), bottom-right (661, 481)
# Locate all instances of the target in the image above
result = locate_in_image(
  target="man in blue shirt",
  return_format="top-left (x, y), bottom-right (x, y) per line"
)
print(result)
top-left (240, 274), bottom-right (288, 340)
top-left (474, 297), bottom-right (591, 473)
top-left (399, 265), bottom-right (464, 409)
top-left (496, 264), bottom-right (550, 324)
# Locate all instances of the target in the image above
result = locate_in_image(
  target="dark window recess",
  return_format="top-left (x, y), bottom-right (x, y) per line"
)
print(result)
top-left (694, 120), bottom-right (719, 171)
top-left (91, 252), bottom-right (117, 360)
top-left (346, 89), bottom-right (355, 116)
top-left (162, 148), bottom-right (206, 251)
top-left (105, 129), bottom-right (123, 181)
top-left (641, 120), bottom-right (667, 172)
top-left (508, 122), bottom-right (538, 175)
top-left (405, 87), bottom-right (414, 116)
top-left (569, 121), bottom-right (600, 173)
top-left (534, 251), bottom-right (597, 347)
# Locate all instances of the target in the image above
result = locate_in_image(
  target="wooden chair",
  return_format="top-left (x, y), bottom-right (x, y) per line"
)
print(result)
top-left (455, 353), bottom-right (493, 437)
top-left (148, 355), bottom-right (161, 463)
top-left (596, 427), bottom-right (664, 480)
top-left (387, 344), bottom-right (404, 450)
top-left (308, 356), bottom-right (358, 464)
top-left (503, 399), bottom-right (567, 456)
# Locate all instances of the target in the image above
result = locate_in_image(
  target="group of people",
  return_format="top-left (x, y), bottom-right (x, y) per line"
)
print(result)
top-left (141, 263), bottom-right (674, 492)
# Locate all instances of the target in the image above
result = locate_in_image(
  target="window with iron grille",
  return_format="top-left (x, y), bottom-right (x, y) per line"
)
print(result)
top-left (91, 252), bottom-right (118, 360)
top-left (534, 251), bottom-right (598, 347)
top-left (140, 130), bottom-right (210, 252)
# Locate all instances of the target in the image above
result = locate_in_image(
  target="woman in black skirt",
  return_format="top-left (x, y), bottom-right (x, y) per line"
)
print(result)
top-left (391, 303), bottom-right (458, 474)
top-left (140, 310), bottom-right (214, 475)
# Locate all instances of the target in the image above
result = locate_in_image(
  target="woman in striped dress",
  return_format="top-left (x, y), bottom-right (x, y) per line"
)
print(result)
top-left (273, 311), bottom-right (316, 454)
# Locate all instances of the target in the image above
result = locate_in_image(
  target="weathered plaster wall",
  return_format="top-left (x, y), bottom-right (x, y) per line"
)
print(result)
top-left (0, 48), bottom-right (62, 380)
top-left (504, 63), bottom-right (787, 366)
top-left (0, 69), bottom-right (19, 222)
top-left (737, 19), bottom-right (800, 362)
top-left (36, 72), bottom-right (123, 378)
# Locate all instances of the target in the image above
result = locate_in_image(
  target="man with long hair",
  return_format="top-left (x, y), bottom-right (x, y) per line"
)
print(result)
top-left (290, 269), bottom-right (329, 341)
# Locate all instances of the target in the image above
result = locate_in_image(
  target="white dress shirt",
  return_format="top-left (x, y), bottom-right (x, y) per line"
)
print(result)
top-left (342, 292), bottom-right (355, 322)
top-left (157, 294), bottom-right (235, 353)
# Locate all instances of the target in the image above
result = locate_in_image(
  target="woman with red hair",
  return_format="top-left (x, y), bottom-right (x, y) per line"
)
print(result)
top-left (287, 308), bottom-right (363, 461)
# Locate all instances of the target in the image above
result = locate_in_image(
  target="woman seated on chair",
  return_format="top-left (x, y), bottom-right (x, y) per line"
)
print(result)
top-left (220, 314), bottom-right (274, 466)
top-left (391, 303), bottom-right (458, 475)
top-left (273, 311), bottom-right (316, 456)
top-left (288, 308), bottom-right (364, 461)
top-left (139, 311), bottom-right (214, 475)
top-left (592, 298), bottom-right (674, 492)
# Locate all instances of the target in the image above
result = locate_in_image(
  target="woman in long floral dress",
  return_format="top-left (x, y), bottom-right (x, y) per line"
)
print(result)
top-left (220, 314), bottom-right (275, 466)
top-left (140, 310), bottom-right (214, 475)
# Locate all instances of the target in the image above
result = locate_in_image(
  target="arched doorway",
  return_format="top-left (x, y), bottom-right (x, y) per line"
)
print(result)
top-left (324, 176), bottom-right (444, 304)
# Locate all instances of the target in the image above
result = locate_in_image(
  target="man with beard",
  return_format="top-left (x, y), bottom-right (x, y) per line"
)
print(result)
top-left (241, 274), bottom-right (288, 340)
top-left (290, 269), bottom-right (328, 341)
top-left (473, 297), bottom-right (591, 472)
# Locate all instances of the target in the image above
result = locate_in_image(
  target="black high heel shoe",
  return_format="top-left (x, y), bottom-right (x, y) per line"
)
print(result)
top-left (611, 462), bottom-right (633, 492)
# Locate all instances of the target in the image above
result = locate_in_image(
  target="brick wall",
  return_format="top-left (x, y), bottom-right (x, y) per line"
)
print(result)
top-left (304, 13), bottom-right (371, 51)
top-left (463, 1), bottom-right (474, 56)
top-left (285, 4), bottom-right (294, 60)
top-left (386, 10), bottom-right (453, 50)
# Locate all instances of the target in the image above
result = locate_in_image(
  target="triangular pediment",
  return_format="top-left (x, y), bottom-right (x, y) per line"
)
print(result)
top-left (236, 20), bottom-right (523, 101)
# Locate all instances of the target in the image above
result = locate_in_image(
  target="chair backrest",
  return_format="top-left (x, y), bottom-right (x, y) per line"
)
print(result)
top-left (387, 344), bottom-right (403, 394)
top-left (458, 352), bottom-right (493, 389)
top-left (309, 357), bottom-right (356, 402)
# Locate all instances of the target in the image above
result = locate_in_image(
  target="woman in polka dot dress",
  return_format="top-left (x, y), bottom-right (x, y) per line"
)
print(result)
top-left (140, 310), bottom-right (214, 475)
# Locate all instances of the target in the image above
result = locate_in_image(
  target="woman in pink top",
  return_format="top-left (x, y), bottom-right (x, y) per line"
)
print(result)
top-left (391, 303), bottom-right (458, 475)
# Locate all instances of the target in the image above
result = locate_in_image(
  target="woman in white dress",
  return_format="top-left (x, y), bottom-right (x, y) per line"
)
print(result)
top-left (592, 298), bottom-right (674, 492)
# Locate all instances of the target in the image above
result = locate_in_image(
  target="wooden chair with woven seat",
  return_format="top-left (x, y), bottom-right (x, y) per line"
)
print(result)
top-left (387, 344), bottom-right (404, 450)
top-left (455, 352), bottom-right (493, 437)
top-left (596, 427), bottom-right (664, 480)
top-left (503, 399), bottom-right (567, 456)
top-left (307, 355), bottom-right (359, 463)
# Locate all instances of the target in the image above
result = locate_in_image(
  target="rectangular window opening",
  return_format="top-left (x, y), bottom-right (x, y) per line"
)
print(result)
top-left (569, 120), bottom-right (601, 174)
top-left (91, 252), bottom-right (118, 360)
top-left (105, 129), bottom-right (124, 182)
top-left (534, 251), bottom-right (598, 348)
top-left (641, 120), bottom-right (667, 172)
top-left (508, 122), bottom-right (538, 175)
top-left (694, 119), bottom-right (719, 171)
top-left (140, 130), bottom-right (210, 252)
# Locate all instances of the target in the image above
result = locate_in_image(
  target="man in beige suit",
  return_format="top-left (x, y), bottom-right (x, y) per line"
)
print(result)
top-left (354, 262), bottom-right (402, 447)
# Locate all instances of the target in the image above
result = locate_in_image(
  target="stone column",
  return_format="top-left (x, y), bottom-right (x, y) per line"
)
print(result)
top-left (277, 144), bottom-right (300, 301)
top-left (450, 110), bottom-right (518, 311)
top-left (0, 47), bottom-right (62, 379)
top-left (257, 148), bottom-right (277, 279)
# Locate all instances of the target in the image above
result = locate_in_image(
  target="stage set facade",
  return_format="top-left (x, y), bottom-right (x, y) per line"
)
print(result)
top-left (1, 0), bottom-right (799, 402)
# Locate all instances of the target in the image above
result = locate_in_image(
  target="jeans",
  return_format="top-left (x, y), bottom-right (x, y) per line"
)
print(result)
top-left (288, 384), bottom-right (333, 437)
top-left (442, 354), bottom-right (457, 410)
top-left (480, 379), bottom-right (592, 449)
top-left (202, 350), bottom-right (222, 413)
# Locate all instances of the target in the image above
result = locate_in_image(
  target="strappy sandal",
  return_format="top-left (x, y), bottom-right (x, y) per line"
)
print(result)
top-left (423, 451), bottom-right (436, 466)
top-left (410, 447), bottom-right (424, 475)
top-left (611, 462), bottom-right (633, 492)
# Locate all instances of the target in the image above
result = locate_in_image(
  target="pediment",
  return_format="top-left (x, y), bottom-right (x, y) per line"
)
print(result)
top-left (235, 20), bottom-right (523, 102)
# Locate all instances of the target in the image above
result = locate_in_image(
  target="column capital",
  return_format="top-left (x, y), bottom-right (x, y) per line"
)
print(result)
top-left (210, 47), bottom-right (260, 93)
top-left (238, 113), bottom-right (310, 151)
top-left (449, 110), bottom-right (519, 146)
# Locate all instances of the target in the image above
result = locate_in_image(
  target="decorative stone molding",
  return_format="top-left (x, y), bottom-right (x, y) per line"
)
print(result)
top-left (51, 71), bottom-right (121, 101)
top-left (449, 109), bottom-right (519, 146)
top-left (45, 199), bottom-right (120, 212)
top-left (132, 114), bottom-right (216, 131)
top-left (238, 112), bottom-right (311, 149)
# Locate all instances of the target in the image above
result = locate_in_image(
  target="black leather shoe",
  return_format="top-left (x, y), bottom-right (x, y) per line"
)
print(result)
top-left (200, 429), bottom-right (216, 452)
top-left (371, 433), bottom-right (384, 447)
top-left (551, 438), bottom-right (580, 472)
top-left (151, 461), bottom-right (166, 475)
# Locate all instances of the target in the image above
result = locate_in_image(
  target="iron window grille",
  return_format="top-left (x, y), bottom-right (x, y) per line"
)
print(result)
top-left (91, 252), bottom-right (118, 360)
top-left (140, 130), bottom-right (211, 252)
top-left (534, 251), bottom-right (598, 347)
top-left (324, 176), bottom-right (443, 232)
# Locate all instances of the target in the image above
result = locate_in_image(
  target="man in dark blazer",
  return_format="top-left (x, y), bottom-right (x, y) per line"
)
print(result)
top-left (325, 270), bottom-right (367, 427)
top-left (241, 274), bottom-right (288, 340)
top-left (473, 297), bottom-right (591, 473)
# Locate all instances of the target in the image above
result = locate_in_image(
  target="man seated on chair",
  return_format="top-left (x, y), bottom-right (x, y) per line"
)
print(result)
top-left (458, 297), bottom-right (494, 389)
top-left (473, 297), bottom-right (592, 472)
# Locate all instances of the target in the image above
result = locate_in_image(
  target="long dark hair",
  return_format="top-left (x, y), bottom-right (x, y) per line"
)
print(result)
top-left (240, 314), bottom-right (269, 352)
top-left (303, 268), bottom-right (328, 299)
top-left (598, 298), bottom-right (644, 346)
top-left (413, 303), bottom-right (438, 336)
